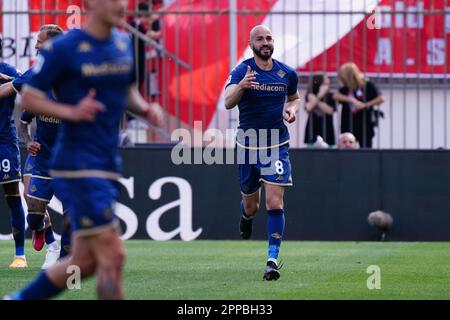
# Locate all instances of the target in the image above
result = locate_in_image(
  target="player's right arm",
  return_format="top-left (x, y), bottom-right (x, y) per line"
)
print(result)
top-left (18, 112), bottom-right (41, 156)
top-left (224, 65), bottom-right (258, 109)
top-left (21, 87), bottom-right (105, 122)
top-left (19, 42), bottom-right (105, 122)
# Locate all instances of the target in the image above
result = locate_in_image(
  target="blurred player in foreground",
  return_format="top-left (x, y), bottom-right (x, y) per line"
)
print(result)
top-left (224, 25), bottom-right (300, 280)
top-left (6, 0), bottom-right (163, 299)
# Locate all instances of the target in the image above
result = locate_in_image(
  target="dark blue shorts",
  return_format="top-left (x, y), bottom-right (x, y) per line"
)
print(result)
top-left (52, 177), bottom-right (120, 236)
top-left (28, 176), bottom-right (53, 202)
top-left (0, 141), bottom-right (21, 184)
top-left (238, 143), bottom-right (293, 195)
top-left (23, 154), bottom-right (35, 177)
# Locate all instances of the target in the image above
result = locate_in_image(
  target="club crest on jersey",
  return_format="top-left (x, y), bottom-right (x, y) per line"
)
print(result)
top-left (3, 174), bottom-right (10, 180)
top-left (277, 70), bottom-right (286, 78)
top-left (78, 41), bottom-right (92, 53)
top-left (30, 184), bottom-right (37, 192)
top-left (115, 40), bottom-right (127, 52)
top-left (80, 216), bottom-right (94, 227)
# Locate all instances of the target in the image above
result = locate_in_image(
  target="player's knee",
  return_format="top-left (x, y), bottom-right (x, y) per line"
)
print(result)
top-left (266, 197), bottom-right (283, 210)
top-left (27, 197), bottom-right (47, 213)
top-left (244, 201), bottom-right (259, 215)
top-left (72, 257), bottom-right (97, 277)
top-left (111, 246), bottom-right (125, 269)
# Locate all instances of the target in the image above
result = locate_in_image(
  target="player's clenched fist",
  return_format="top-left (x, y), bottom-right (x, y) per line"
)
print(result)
top-left (27, 141), bottom-right (41, 156)
top-left (238, 65), bottom-right (259, 90)
top-left (72, 89), bottom-right (106, 122)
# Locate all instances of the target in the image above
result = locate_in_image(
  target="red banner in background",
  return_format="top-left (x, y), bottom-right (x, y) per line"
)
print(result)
top-left (299, 0), bottom-right (450, 76)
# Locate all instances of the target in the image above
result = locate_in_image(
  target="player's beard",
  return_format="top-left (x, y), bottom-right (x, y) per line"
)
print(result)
top-left (253, 45), bottom-right (274, 61)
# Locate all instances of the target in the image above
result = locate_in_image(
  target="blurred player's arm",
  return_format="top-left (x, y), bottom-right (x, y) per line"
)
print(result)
top-left (21, 86), bottom-right (105, 122)
top-left (127, 84), bottom-right (163, 127)
top-left (284, 92), bottom-right (300, 123)
top-left (0, 82), bottom-right (15, 99)
top-left (225, 65), bottom-right (258, 109)
top-left (0, 72), bottom-right (14, 81)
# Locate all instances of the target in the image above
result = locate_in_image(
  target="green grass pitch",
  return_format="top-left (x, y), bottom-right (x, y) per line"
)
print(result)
top-left (0, 240), bottom-right (449, 300)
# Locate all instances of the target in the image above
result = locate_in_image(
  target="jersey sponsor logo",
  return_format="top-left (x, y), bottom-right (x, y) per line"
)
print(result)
top-left (81, 63), bottom-right (132, 77)
top-left (78, 41), bottom-right (92, 53)
top-left (115, 40), bottom-right (128, 52)
top-left (250, 82), bottom-right (287, 92)
top-left (39, 114), bottom-right (61, 124)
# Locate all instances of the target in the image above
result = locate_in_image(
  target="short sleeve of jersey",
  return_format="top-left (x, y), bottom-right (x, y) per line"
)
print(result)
top-left (27, 41), bottom-right (65, 93)
top-left (287, 70), bottom-right (299, 96)
top-left (225, 63), bottom-right (247, 88)
top-left (20, 111), bottom-right (35, 124)
top-left (12, 69), bottom-right (33, 93)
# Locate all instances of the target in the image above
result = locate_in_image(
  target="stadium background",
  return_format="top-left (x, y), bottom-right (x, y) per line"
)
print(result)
top-left (0, 0), bottom-right (449, 241)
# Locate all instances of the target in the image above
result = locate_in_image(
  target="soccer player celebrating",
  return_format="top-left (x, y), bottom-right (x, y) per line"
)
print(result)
top-left (1, 24), bottom-right (66, 269)
top-left (0, 63), bottom-right (25, 268)
top-left (6, 0), bottom-right (163, 299)
top-left (224, 25), bottom-right (300, 280)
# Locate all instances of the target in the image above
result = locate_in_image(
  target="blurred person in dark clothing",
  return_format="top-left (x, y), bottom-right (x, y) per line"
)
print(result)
top-left (333, 63), bottom-right (384, 148)
top-left (304, 73), bottom-right (336, 146)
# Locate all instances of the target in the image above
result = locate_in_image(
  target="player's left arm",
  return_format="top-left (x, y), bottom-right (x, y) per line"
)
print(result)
top-left (0, 72), bottom-right (14, 82)
top-left (127, 84), bottom-right (163, 127)
top-left (0, 82), bottom-right (15, 99)
top-left (284, 92), bottom-right (301, 123)
top-left (283, 69), bottom-right (301, 123)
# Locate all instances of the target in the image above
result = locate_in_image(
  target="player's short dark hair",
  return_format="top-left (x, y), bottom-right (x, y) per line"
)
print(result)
top-left (39, 24), bottom-right (64, 39)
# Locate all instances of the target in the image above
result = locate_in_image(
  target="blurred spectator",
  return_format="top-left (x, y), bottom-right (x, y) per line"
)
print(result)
top-left (337, 132), bottom-right (358, 149)
top-left (304, 73), bottom-right (336, 146)
top-left (128, 0), bottom-right (163, 95)
top-left (333, 62), bottom-right (384, 148)
top-left (127, 1), bottom-right (164, 142)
